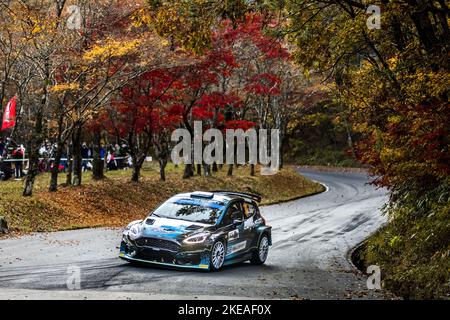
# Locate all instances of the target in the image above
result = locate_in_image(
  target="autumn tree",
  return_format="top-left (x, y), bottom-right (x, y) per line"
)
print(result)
top-left (161, 0), bottom-right (449, 198)
top-left (103, 68), bottom-right (178, 182)
top-left (47, 0), bottom-right (176, 188)
top-left (0, 0), bottom-right (71, 196)
top-left (208, 15), bottom-right (294, 174)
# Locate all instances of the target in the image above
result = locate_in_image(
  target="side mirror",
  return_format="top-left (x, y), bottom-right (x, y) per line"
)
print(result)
top-left (233, 219), bottom-right (244, 226)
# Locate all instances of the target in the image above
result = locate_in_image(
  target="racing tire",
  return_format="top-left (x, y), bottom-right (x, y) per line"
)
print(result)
top-left (250, 234), bottom-right (269, 265)
top-left (210, 240), bottom-right (226, 271)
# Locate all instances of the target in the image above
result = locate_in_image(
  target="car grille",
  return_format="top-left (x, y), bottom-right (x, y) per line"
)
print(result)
top-left (137, 249), bottom-right (177, 263)
top-left (134, 237), bottom-right (180, 251)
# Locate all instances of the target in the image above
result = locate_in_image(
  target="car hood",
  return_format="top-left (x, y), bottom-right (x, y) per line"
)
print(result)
top-left (138, 216), bottom-right (211, 241)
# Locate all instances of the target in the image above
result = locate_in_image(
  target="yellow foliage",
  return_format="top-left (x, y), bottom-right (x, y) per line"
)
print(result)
top-left (380, 147), bottom-right (403, 162)
top-left (49, 83), bottom-right (80, 92)
top-left (83, 39), bottom-right (141, 62)
top-left (388, 115), bottom-right (402, 125)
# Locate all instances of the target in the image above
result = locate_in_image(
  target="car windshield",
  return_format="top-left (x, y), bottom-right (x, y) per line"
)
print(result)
top-left (152, 198), bottom-right (225, 225)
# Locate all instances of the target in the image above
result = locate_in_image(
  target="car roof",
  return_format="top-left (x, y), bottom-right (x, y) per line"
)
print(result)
top-left (170, 192), bottom-right (233, 204)
top-left (169, 191), bottom-right (259, 205)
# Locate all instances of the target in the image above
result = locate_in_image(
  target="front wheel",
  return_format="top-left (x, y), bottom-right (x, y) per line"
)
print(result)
top-left (210, 240), bottom-right (225, 271)
top-left (250, 234), bottom-right (269, 265)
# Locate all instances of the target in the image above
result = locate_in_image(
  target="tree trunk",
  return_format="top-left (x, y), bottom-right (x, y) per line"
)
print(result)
top-left (154, 138), bottom-right (169, 182)
top-left (131, 155), bottom-right (145, 182)
top-left (92, 130), bottom-right (104, 180)
top-left (279, 135), bottom-right (284, 170)
top-left (23, 144), bottom-right (39, 197)
top-left (131, 165), bottom-right (140, 182)
top-left (23, 61), bottom-right (48, 197)
top-left (159, 159), bottom-right (167, 181)
top-left (227, 164), bottom-right (233, 176)
top-left (183, 164), bottom-right (194, 179)
top-left (72, 125), bottom-right (82, 186)
top-left (23, 107), bottom-right (45, 195)
top-left (250, 164), bottom-right (255, 176)
top-left (345, 119), bottom-right (355, 157)
top-left (203, 163), bottom-right (211, 177)
top-left (182, 139), bottom-right (194, 179)
top-left (196, 163), bottom-right (202, 176)
top-left (408, 1), bottom-right (439, 52)
top-left (49, 142), bottom-right (64, 192)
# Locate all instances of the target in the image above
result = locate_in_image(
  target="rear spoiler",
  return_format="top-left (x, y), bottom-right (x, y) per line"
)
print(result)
top-left (213, 190), bottom-right (262, 203)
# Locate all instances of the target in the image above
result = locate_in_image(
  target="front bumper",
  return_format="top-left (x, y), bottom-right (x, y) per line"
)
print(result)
top-left (119, 236), bottom-right (212, 270)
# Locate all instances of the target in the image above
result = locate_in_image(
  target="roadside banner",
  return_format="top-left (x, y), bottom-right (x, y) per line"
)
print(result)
top-left (1, 96), bottom-right (17, 131)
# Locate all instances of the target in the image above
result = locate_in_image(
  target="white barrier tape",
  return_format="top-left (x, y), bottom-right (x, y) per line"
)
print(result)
top-left (0, 156), bottom-right (131, 163)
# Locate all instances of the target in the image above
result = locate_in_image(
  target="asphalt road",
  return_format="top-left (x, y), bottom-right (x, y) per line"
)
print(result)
top-left (0, 169), bottom-right (390, 299)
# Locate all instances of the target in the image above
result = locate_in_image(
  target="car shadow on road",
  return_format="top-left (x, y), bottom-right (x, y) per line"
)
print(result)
top-left (122, 260), bottom-right (278, 275)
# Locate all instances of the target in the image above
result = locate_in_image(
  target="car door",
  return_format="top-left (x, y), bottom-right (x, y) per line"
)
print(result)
top-left (222, 202), bottom-right (247, 258)
top-left (242, 201), bottom-right (259, 250)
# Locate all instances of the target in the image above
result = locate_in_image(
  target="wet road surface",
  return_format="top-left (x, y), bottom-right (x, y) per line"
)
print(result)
top-left (0, 169), bottom-right (389, 299)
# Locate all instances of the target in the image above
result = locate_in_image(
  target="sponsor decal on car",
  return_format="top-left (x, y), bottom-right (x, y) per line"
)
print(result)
top-left (228, 229), bottom-right (239, 241)
top-left (226, 240), bottom-right (247, 255)
top-left (254, 218), bottom-right (263, 225)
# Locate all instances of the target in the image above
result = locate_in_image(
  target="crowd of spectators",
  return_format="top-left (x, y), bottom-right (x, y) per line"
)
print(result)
top-left (0, 138), bottom-right (133, 181)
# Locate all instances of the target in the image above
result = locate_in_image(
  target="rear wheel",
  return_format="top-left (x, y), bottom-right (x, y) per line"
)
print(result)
top-left (251, 234), bottom-right (269, 265)
top-left (210, 240), bottom-right (225, 271)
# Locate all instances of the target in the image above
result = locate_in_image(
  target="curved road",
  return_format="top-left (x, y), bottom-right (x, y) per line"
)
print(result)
top-left (0, 169), bottom-right (389, 299)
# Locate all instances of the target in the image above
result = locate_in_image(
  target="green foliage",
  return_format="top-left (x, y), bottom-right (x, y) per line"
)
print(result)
top-left (286, 99), bottom-right (360, 167)
top-left (271, 1), bottom-right (449, 297)
top-left (359, 186), bottom-right (450, 299)
top-left (145, 0), bottom-right (252, 53)
top-left (287, 141), bottom-right (358, 167)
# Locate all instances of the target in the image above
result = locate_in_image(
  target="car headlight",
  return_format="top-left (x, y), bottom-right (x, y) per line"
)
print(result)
top-left (183, 233), bottom-right (210, 244)
top-left (128, 224), bottom-right (141, 240)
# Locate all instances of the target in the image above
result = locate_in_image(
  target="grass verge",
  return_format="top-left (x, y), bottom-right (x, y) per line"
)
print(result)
top-left (352, 201), bottom-right (450, 299)
top-left (0, 164), bottom-right (323, 235)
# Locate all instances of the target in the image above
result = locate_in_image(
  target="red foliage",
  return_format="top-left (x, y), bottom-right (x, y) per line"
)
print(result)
top-left (354, 100), bottom-right (450, 189)
top-left (99, 68), bottom-right (181, 138)
top-left (245, 73), bottom-right (282, 95)
top-left (225, 120), bottom-right (257, 131)
top-left (92, 12), bottom-right (289, 145)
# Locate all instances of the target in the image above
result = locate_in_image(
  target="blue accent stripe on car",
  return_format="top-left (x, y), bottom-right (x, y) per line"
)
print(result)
top-left (119, 254), bottom-right (210, 270)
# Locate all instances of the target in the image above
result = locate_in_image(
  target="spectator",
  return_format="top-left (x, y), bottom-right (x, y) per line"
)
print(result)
top-left (114, 144), bottom-right (123, 169)
top-left (39, 144), bottom-right (47, 157)
top-left (81, 142), bottom-right (91, 172)
top-left (107, 151), bottom-right (117, 170)
top-left (12, 146), bottom-right (24, 179)
top-left (100, 146), bottom-right (105, 160)
top-left (0, 139), bottom-right (5, 158)
top-left (6, 138), bottom-right (14, 157)
top-left (120, 143), bottom-right (130, 169)
top-left (60, 149), bottom-right (68, 171)
top-left (127, 154), bottom-right (133, 168)
top-left (114, 144), bottom-right (121, 156)
top-left (38, 143), bottom-right (49, 172)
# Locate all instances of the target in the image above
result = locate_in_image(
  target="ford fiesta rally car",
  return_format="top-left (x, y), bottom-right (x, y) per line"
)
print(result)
top-left (119, 191), bottom-right (271, 271)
